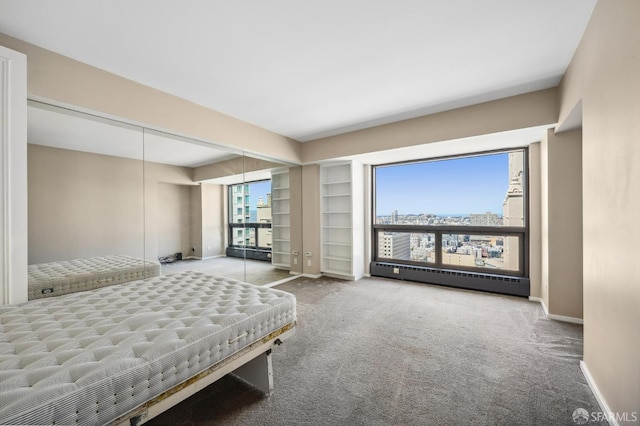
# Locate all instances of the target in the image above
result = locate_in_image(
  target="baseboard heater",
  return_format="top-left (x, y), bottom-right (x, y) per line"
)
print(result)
top-left (226, 247), bottom-right (272, 262)
top-left (370, 261), bottom-right (530, 297)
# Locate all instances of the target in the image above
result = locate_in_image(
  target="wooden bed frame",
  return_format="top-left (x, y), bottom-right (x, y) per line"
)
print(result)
top-left (113, 322), bottom-right (295, 426)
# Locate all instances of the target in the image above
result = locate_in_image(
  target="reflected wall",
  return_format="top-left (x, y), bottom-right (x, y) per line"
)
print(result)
top-left (27, 102), bottom-right (145, 264)
top-left (26, 100), bottom-right (300, 295)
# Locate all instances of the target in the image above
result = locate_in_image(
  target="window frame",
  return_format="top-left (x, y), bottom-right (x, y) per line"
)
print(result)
top-left (372, 148), bottom-right (529, 278)
top-left (227, 179), bottom-right (273, 252)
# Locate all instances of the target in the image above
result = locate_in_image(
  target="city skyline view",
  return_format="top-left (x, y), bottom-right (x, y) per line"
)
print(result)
top-left (374, 150), bottom-right (525, 273)
top-left (375, 153), bottom-right (511, 216)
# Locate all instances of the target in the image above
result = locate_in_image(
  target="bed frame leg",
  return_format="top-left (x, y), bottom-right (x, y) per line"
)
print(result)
top-left (231, 349), bottom-right (274, 396)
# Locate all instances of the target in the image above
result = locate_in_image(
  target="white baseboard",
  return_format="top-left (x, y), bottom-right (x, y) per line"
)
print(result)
top-left (207, 255), bottom-right (225, 259)
top-left (193, 255), bottom-right (224, 261)
top-left (529, 297), bottom-right (583, 324)
top-left (580, 361), bottom-right (617, 426)
top-left (261, 275), bottom-right (300, 288)
top-left (302, 273), bottom-right (322, 279)
top-left (548, 313), bottom-right (583, 325)
top-left (529, 296), bottom-right (544, 305)
top-left (530, 296), bottom-right (549, 316)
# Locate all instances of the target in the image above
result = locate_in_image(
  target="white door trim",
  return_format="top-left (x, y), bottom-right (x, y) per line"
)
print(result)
top-left (0, 45), bottom-right (28, 305)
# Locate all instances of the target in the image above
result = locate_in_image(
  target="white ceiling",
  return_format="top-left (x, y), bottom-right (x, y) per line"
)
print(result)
top-left (28, 102), bottom-right (290, 184)
top-left (0, 0), bottom-right (596, 142)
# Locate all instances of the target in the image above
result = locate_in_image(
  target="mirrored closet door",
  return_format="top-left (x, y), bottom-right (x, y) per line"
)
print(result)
top-left (27, 100), bottom-right (301, 297)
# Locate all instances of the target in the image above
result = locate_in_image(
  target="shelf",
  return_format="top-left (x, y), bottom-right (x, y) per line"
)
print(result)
top-left (271, 169), bottom-right (290, 271)
top-left (323, 241), bottom-right (352, 246)
top-left (323, 256), bottom-right (351, 262)
top-left (323, 267), bottom-right (352, 275)
top-left (322, 270), bottom-right (354, 279)
top-left (322, 179), bottom-right (351, 185)
top-left (321, 193), bottom-right (351, 198)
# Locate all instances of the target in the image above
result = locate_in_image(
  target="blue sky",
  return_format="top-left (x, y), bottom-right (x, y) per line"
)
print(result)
top-left (375, 153), bottom-right (511, 216)
top-left (247, 180), bottom-right (271, 210)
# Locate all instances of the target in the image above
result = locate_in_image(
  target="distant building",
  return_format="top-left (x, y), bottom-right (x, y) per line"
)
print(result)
top-left (231, 184), bottom-right (251, 246)
top-left (488, 247), bottom-right (502, 258)
top-left (470, 212), bottom-right (502, 226)
top-left (503, 151), bottom-right (524, 271)
top-left (379, 232), bottom-right (410, 260)
top-left (441, 252), bottom-right (475, 267)
top-left (391, 209), bottom-right (398, 224)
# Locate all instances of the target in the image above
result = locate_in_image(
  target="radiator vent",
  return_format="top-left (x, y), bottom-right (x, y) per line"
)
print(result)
top-left (370, 262), bottom-right (529, 297)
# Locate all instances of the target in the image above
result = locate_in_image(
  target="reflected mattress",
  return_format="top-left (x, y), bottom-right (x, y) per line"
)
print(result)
top-left (28, 255), bottom-right (162, 300)
top-left (0, 271), bottom-right (296, 425)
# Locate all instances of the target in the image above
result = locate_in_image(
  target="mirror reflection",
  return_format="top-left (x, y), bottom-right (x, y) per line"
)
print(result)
top-left (26, 100), bottom-right (300, 300)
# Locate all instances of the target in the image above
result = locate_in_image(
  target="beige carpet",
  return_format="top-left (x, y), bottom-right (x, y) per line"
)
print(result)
top-left (160, 257), bottom-right (293, 286)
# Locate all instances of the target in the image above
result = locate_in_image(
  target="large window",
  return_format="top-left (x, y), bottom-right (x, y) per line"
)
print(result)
top-left (228, 180), bottom-right (273, 257)
top-left (373, 150), bottom-right (527, 277)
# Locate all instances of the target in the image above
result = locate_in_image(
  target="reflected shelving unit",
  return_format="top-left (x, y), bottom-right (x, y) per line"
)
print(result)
top-left (271, 169), bottom-right (291, 269)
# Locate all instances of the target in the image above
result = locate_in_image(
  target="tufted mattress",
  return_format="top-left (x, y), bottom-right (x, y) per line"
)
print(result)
top-left (0, 271), bottom-right (296, 425)
top-left (28, 255), bottom-right (162, 300)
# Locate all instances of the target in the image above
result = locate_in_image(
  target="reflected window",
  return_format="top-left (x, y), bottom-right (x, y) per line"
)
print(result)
top-left (228, 180), bottom-right (272, 251)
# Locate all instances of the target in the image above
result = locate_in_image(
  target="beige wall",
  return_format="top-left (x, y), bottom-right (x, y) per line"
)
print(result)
top-left (28, 144), bottom-right (145, 263)
top-left (157, 183), bottom-right (192, 258)
top-left (193, 156), bottom-right (284, 182)
top-left (142, 162), bottom-right (194, 261)
top-left (289, 166), bottom-right (303, 274)
top-left (301, 88), bottom-right (558, 163)
top-left (540, 129), bottom-right (583, 319)
top-left (194, 183), bottom-right (225, 259)
top-left (190, 186), bottom-right (203, 259)
top-left (0, 33), bottom-right (301, 164)
top-left (559, 0), bottom-right (640, 417)
top-left (28, 144), bottom-right (227, 264)
top-left (540, 134), bottom-right (550, 308)
top-left (301, 165), bottom-right (321, 275)
top-left (528, 142), bottom-right (542, 299)
top-left (156, 182), bottom-right (226, 261)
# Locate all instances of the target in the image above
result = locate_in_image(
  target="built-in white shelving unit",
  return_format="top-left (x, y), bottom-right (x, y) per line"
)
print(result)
top-left (320, 161), bottom-right (364, 280)
top-left (271, 169), bottom-right (291, 269)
